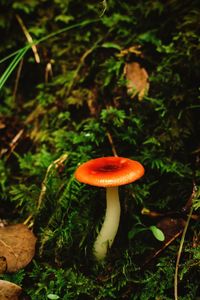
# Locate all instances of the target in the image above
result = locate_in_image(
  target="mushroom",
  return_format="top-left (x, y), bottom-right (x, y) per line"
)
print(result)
top-left (75, 156), bottom-right (144, 261)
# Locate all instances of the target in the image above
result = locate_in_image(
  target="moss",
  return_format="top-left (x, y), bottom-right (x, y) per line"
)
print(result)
top-left (0, 0), bottom-right (200, 299)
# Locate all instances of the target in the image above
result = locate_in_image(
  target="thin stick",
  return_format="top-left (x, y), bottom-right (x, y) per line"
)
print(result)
top-left (16, 14), bottom-right (40, 64)
top-left (13, 58), bottom-right (24, 100)
top-left (106, 132), bottom-right (118, 157)
top-left (141, 207), bottom-right (199, 220)
top-left (5, 129), bottom-right (24, 160)
top-left (174, 185), bottom-right (196, 300)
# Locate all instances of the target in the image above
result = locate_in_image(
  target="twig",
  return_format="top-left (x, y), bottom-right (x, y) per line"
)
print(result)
top-left (16, 14), bottom-right (40, 64)
top-left (141, 207), bottom-right (199, 220)
top-left (174, 184), bottom-right (196, 300)
top-left (9, 129), bottom-right (24, 148)
top-left (106, 132), bottom-right (118, 156)
top-left (3, 129), bottom-right (24, 160)
top-left (13, 58), bottom-right (24, 101)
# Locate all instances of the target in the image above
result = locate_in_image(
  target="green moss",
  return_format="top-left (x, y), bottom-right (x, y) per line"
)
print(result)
top-left (0, 0), bottom-right (200, 299)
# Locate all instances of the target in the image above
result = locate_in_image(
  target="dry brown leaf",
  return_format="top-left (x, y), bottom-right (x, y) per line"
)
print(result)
top-left (124, 62), bottom-right (149, 100)
top-left (0, 224), bottom-right (37, 273)
top-left (0, 280), bottom-right (22, 300)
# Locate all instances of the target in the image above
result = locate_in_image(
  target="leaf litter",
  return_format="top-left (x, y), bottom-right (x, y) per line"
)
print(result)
top-left (0, 223), bottom-right (36, 273)
top-left (0, 279), bottom-right (22, 300)
top-left (124, 61), bottom-right (149, 100)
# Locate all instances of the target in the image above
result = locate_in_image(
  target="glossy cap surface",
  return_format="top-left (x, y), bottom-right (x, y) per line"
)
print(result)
top-left (75, 156), bottom-right (144, 187)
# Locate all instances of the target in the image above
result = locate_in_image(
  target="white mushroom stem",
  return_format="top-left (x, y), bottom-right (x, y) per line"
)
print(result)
top-left (93, 186), bottom-right (121, 260)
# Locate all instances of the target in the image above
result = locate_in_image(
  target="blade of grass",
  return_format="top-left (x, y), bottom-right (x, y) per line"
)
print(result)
top-left (0, 19), bottom-right (100, 65)
top-left (0, 18), bottom-right (100, 90)
top-left (34, 18), bottom-right (100, 45)
top-left (0, 47), bottom-right (28, 64)
top-left (0, 46), bottom-right (29, 90)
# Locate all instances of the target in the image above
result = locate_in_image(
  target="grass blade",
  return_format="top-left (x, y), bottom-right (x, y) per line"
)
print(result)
top-left (0, 18), bottom-right (100, 90)
top-left (0, 46), bottom-right (29, 90)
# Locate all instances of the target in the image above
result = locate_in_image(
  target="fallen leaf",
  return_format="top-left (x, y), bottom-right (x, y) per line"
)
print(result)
top-left (124, 61), bottom-right (149, 100)
top-left (0, 279), bottom-right (22, 300)
top-left (0, 224), bottom-right (37, 273)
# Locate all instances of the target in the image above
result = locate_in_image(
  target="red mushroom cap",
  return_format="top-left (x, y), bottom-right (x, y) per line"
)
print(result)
top-left (75, 156), bottom-right (144, 187)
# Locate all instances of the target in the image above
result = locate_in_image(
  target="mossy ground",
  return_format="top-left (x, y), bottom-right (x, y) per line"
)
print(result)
top-left (0, 1), bottom-right (200, 299)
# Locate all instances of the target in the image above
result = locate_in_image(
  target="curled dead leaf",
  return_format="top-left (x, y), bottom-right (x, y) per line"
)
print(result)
top-left (0, 224), bottom-right (37, 273)
top-left (124, 62), bottom-right (149, 100)
top-left (0, 280), bottom-right (22, 300)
